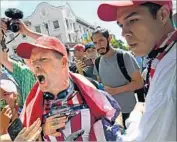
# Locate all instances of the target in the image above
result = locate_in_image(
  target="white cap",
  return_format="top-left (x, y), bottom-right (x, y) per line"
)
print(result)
top-left (0, 73), bottom-right (18, 94)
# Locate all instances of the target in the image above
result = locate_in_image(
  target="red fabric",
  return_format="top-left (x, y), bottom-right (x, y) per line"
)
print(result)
top-left (145, 30), bottom-right (177, 89)
top-left (150, 30), bottom-right (177, 80)
top-left (71, 112), bottom-right (82, 141)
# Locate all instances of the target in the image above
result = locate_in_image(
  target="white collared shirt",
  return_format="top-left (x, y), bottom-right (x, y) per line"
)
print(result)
top-left (122, 39), bottom-right (176, 141)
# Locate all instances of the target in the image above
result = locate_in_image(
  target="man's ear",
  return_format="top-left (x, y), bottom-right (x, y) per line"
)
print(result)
top-left (157, 5), bottom-right (170, 25)
top-left (62, 56), bottom-right (68, 68)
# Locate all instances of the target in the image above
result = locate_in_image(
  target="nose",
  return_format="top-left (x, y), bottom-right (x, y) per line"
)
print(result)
top-left (95, 42), bottom-right (101, 50)
top-left (121, 26), bottom-right (133, 39)
top-left (33, 61), bottom-right (42, 72)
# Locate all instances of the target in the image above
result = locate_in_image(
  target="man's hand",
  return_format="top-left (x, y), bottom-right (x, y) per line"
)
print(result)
top-left (17, 20), bottom-right (30, 35)
top-left (75, 60), bottom-right (87, 75)
top-left (14, 118), bottom-right (42, 142)
top-left (0, 105), bottom-right (12, 134)
top-left (0, 19), bottom-right (7, 39)
top-left (43, 114), bottom-right (68, 137)
top-left (0, 19), bottom-right (29, 36)
top-left (104, 86), bottom-right (119, 95)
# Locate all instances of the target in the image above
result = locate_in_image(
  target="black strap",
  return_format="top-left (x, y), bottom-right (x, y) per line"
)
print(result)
top-left (116, 51), bottom-right (131, 82)
top-left (95, 52), bottom-right (131, 82)
top-left (95, 56), bottom-right (101, 73)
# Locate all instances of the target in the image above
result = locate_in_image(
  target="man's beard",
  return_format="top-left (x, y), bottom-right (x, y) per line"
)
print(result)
top-left (98, 40), bottom-right (110, 55)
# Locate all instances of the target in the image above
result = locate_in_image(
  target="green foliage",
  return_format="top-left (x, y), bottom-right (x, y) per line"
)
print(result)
top-left (110, 37), bottom-right (129, 51)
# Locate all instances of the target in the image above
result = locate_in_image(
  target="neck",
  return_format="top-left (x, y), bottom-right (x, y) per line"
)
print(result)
top-left (51, 80), bottom-right (70, 96)
top-left (103, 46), bottom-right (115, 58)
top-left (155, 26), bottom-right (175, 48)
top-left (164, 25), bottom-right (175, 36)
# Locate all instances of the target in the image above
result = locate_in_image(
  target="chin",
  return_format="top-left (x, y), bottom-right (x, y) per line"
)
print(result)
top-left (99, 52), bottom-right (107, 55)
top-left (132, 51), bottom-right (144, 57)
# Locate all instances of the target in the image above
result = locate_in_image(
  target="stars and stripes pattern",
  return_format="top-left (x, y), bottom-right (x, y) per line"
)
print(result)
top-left (20, 72), bottom-right (122, 141)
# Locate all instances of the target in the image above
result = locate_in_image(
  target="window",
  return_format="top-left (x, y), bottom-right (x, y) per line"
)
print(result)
top-left (84, 27), bottom-right (86, 33)
top-left (35, 26), bottom-right (41, 33)
top-left (68, 34), bottom-right (71, 42)
top-left (53, 20), bottom-right (60, 29)
top-left (66, 19), bottom-right (69, 30)
top-left (56, 35), bottom-right (62, 41)
top-left (70, 22), bottom-right (73, 30)
top-left (73, 23), bottom-right (76, 31)
top-left (44, 23), bottom-right (49, 30)
top-left (9, 33), bottom-right (14, 40)
top-left (79, 25), bottom-right (82, 32)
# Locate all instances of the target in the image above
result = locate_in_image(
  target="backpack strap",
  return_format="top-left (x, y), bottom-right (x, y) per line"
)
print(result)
top-left (116, 51), bottom-right (131, 82)
top-left (95, 56), bottom-right (101, 74)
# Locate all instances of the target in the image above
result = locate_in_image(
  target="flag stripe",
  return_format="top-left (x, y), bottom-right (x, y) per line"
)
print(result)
top-left (62, 119), bottom-right (72, 138)
top-left (71, 112), bottom-right (83, 141)
top-left (93, 120), bottom-right (107, 142)
top-left (81, 109), bottom-right (91, 141)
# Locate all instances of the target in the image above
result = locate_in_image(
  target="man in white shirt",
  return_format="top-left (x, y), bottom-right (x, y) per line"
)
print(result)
top-left (97, 0), bottom-right (176, 141)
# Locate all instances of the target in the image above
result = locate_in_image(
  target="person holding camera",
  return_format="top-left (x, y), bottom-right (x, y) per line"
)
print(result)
top-left (0, 19), bottom-right (42, 106)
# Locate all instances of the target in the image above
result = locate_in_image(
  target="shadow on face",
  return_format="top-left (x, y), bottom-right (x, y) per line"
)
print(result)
top-left (116, 4), bottom-right (172, 56)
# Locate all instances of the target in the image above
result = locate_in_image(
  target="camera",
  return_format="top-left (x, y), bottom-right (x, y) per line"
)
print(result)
top-left (4, 8), bottom-right (23, 33)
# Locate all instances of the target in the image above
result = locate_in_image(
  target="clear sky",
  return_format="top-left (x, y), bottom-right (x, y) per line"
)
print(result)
top-left (1, 0), bottom-right (177, 44)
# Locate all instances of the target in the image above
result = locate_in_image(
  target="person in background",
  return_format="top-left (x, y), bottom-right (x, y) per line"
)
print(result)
top-left (84, 42), bottom-right (98, 61)
top-left (72, 44), bottom-right (86, 61)
top-left (92, 26), bottom-right (143, 128)
top-left (83, 42), bottom-right (98, 80)
top-left (97, 0), bottom-right (176, 140)
top-left (69, 44), bottom-right (87, 75)
top-left (0, 20), bottom-right (40, 106)
top-left (0, 73), bottom-right (19, 135)
top-left (70, 43), bottom-right (97, 80)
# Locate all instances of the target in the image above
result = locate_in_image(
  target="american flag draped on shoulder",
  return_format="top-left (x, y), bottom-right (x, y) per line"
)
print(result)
top-left (20, 72), bottom-right (122, 141)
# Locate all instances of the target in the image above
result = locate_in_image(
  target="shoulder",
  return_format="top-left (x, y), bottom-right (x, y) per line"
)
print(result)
top-left (115, 49), bottom-right (134, 58)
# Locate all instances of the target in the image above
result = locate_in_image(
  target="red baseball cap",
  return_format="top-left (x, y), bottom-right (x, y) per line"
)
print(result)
top-left (97, 0), bottom-right (173, 21)
top-left (71, 44), bottom-right (85, 51)
top-left (16, 36), bottom-right (67, 59)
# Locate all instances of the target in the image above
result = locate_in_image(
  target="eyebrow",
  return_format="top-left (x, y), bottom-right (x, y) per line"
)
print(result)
top-left (124, 12), bottom-right (138, 20)
top-left (117, 12), bottom-right (138, 27)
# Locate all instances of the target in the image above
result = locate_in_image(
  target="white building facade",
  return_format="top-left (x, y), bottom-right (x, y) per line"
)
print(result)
top-left (5, 2), bottom-right (95, 56)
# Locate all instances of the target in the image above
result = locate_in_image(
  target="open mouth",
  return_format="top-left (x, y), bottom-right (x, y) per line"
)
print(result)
top-left (37, 75), bottom-right (45, 84)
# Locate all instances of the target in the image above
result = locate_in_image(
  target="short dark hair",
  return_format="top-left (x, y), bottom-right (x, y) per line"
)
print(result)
top-left (141, 2), bottom-right (173, 21)
top-left (91, 26), bottom-right (109, 40)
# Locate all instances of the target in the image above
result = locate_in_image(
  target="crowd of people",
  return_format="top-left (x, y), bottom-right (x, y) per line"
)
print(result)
top-left (0, 0), bottom-right (176, 141)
